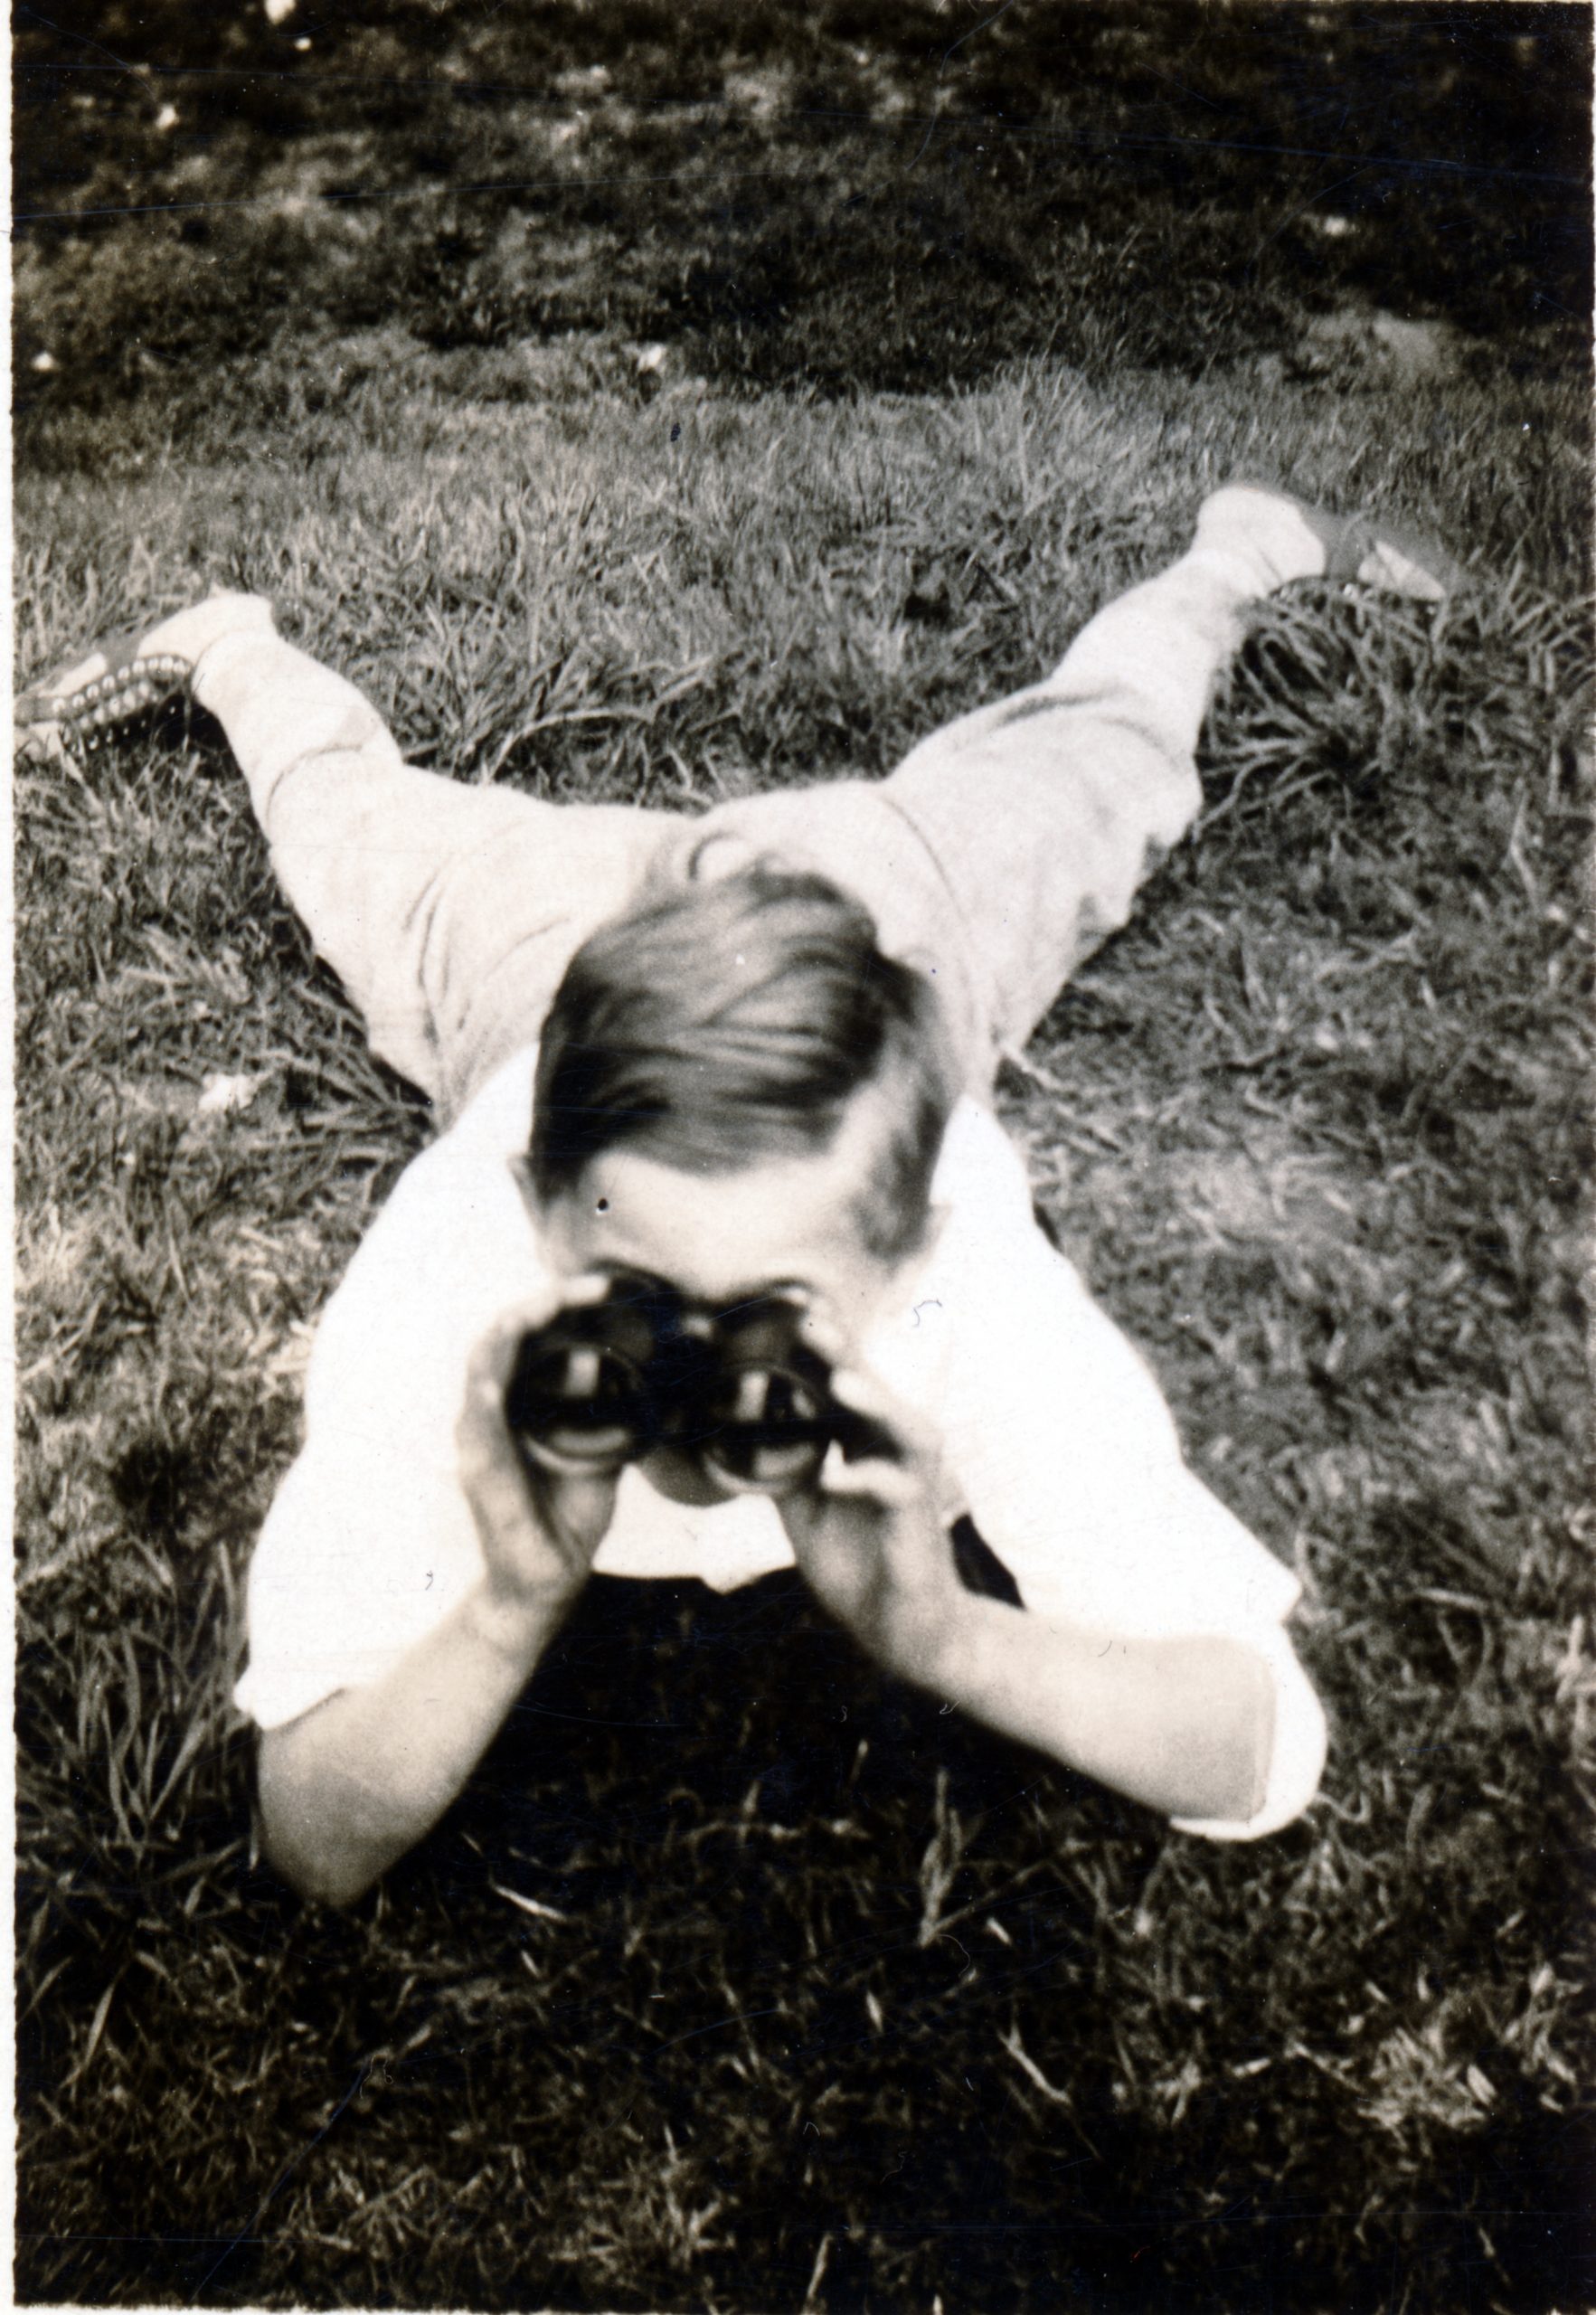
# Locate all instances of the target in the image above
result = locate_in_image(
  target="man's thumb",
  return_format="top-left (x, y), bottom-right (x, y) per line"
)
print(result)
top-left (547, 1469), bottom-right (619, 1555)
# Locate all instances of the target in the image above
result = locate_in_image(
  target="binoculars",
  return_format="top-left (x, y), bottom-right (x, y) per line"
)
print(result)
top-left (504, 1275), bottom-right (877, 1498)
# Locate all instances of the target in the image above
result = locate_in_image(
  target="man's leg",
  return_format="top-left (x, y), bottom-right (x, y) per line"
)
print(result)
top-left (56, 597), bottom-right (675, 1116)
top-left (685, 487), bottom-right (1351, 1096)
top-left (875, 484), bottom-right (1457, 1074)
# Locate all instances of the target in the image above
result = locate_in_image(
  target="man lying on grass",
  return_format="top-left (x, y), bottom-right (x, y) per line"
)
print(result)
top-left (23, 482), bottom-right (1459, 1909)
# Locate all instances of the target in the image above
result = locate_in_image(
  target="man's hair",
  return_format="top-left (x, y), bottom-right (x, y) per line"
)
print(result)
top-left (530, 855), bottom-right (959, 1261)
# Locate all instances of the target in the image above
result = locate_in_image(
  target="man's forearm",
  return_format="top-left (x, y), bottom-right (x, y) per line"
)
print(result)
top-left (878, 1590), bottom-right (1277, 1827)
top-left (257, 1578), bottom-right (578, 1907)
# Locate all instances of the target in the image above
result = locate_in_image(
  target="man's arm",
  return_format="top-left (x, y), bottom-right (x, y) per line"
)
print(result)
top-left (258, 1580), bottom-right (577, 1908)
top-left (781, 1360), bottom-right (1304, 1831)
top-left (843, 1110), bottom-right (1327, 1831)
top-left (871, 1588), bottom-right (1275, 1826)
top-left (257, 1292), bottom-right (618, 1907)
top-left (261, 1583), bottom-right (579, 1907)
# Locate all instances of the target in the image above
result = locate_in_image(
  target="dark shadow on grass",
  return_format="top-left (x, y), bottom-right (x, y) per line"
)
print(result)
top-left (426, 1554), bottom-right (1070, 1901)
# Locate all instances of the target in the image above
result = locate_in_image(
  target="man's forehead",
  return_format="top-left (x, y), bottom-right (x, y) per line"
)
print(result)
top-left (552, 1128), bottom-right (905, 1318)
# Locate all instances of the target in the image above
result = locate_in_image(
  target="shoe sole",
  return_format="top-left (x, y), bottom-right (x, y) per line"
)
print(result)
top-left (16, 646), bottom-right (194, 755)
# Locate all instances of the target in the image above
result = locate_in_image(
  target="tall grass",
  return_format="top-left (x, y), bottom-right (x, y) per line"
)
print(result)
top-left (14, 337), bottom-right (1593, 2309)
top-left (15, 3), bottom-right (1594, 2307)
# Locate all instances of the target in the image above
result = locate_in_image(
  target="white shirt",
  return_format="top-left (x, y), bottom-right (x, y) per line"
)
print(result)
top-left (235, 1048), bottom-right (1326, 1838)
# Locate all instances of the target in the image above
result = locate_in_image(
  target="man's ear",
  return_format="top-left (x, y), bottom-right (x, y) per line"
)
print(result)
top-left (507, 1151), bottom-right (545, 1227)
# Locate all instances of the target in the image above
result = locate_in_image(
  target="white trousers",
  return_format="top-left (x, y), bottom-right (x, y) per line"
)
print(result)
top-left (193, 490), bottom-right (1326, 1118)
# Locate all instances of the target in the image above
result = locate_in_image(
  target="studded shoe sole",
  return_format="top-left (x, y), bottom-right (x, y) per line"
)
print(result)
top-left (16, 638), bottom-right (196, 759)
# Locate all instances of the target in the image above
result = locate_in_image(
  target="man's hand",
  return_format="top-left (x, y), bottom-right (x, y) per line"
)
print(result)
top-left (457, 1280), bottom-right (621, 1617)
top-left (778, 1336), bottom-right (963, 1682)
top-left (777, 1323), bottom-right (1287, 1832)
top-left (259, 1278), bottom-right (623, 1911)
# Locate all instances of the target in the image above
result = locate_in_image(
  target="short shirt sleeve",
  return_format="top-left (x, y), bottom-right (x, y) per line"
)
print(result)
top-left (868, 1101), bottom-right (1302, 1638)
top-left (233, 1064), bottom-right (543, 1731)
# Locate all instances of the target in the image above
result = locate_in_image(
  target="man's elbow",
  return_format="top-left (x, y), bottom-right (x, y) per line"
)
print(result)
top-left (1172, 1632), bottom-right (1328, 1842)
top-left (260, 1819), bottom-right (377, 1912)
top-left (256, 1724), bottom-right (386, 1910)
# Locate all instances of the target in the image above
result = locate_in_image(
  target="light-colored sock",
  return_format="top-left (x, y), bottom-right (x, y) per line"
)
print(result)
top-left (1192, 485), bottom-right (1331, 596)
top-left (144, 591), bottom-right (278, 681)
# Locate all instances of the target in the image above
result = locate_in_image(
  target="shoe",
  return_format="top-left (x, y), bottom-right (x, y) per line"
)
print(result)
top-left (1302, 503), bottom-right (1466, 604)
top-left (1231, 479), bottom-right (1466, 603)
top-left (15, 629), bottom-right (196, 759)
top-left (15, 591), bottom-right (274, 761)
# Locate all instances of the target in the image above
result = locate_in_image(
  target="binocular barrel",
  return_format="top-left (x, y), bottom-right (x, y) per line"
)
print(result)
top-left (503, 1280), bottom-right (841, 1496)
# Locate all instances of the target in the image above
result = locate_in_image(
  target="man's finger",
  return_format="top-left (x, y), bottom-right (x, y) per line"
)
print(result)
top-left (467, 1271), bottom-right (616, 1391)
top-left (818, 1441), bottom-right (919, 1510)
top-left (541, 1467), bottom-right (621, 1554)
top-left (456, 1408), bottom-right (540, 1541)
top-left (829, 1364), bottom-right (941, 1472)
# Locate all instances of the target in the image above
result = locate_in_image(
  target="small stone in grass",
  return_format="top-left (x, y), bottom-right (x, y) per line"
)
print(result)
top-left (195, 1072), bottom-right (265, 1118)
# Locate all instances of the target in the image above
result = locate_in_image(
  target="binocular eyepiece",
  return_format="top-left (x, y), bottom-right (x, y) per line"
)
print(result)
top-left (504, 1275), bottom-right (870, 1498)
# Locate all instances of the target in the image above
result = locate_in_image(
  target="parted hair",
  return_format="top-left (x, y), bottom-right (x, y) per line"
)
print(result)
top-left (530, 855), bottom-right (959, 1260)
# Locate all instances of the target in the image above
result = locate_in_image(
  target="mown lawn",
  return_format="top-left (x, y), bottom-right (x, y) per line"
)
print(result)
top-left (14, 6), bottom-right (1594, 2311)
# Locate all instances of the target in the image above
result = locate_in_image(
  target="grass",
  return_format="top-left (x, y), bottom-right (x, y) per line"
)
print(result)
top-left (13, 6), bottom-right (1595, 2311)
top-left (14, 1), bottom-right (1591, 444)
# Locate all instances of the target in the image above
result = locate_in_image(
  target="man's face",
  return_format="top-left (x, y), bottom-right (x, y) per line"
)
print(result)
top-left (537, 1081), bottom-right (918, 1348)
